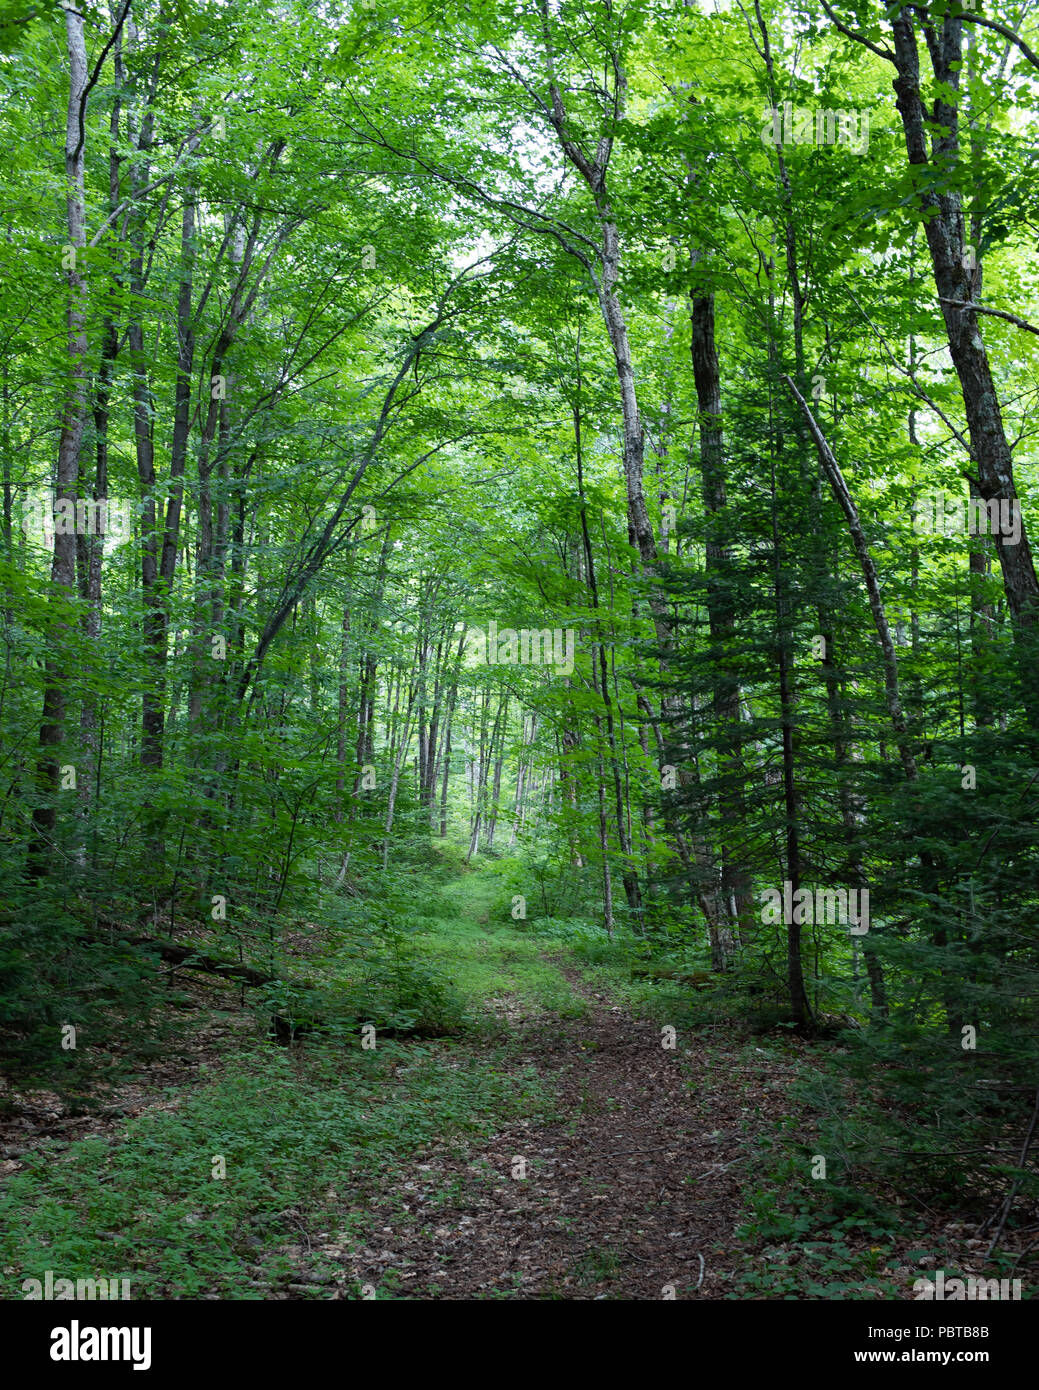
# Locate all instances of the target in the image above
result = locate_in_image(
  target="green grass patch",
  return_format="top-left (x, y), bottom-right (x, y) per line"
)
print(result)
top-left (0, 1033), bottom-right (548, 1300)
top-left (410, 866), bottom-right (588, 1016)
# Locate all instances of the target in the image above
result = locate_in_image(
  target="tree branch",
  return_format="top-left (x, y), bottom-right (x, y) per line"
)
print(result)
top-left (72, 0), bottom-right (133, 167)
top-left (939, 298), bottom-right (1039, 336)
top-left (818, 0), bottom-right (896, 62)
top-left (960, 12), bottom-right (1039, 71)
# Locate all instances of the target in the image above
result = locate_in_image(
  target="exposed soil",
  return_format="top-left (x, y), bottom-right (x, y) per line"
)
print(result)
top-left (6, 937), bottom-right (1024, 1301)
top-left (314, 966), bottom-right (787, 1299)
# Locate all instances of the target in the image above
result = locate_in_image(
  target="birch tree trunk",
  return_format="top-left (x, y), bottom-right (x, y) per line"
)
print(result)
top-left (887, 9), bottom-right (1038, 629)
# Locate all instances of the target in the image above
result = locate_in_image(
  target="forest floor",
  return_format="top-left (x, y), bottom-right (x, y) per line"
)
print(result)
top-left (316, 869), bottom-right (774, 1298)
top-left (0, 860), bottom-right (977, 1300)
top-left (324, 967), bottom-right (761, 1298)
top-left (307, 869), bottom-right (952, 1300)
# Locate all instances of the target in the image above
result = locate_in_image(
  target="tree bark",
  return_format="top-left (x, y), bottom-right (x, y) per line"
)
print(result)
top-left (888, 9), bottom-right (1038, 629)
top-left (690, 284), bottom-right (753, 959)
top-left (29, 4), bottom-right (90, 877)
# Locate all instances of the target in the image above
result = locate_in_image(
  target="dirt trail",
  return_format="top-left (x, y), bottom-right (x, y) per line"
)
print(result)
top-left (330, 966), bottom-right (772, 1299)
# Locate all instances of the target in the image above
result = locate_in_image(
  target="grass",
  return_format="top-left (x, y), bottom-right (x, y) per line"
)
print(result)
top-left (8, 853), bottom-right (864, 1301)
top-left (410, 864), bottom-right (589, 1017)
top-left (0, 859), bottom-right (580, 1301)
top-left (0, 1034), bottom-right (548, 1299)
top-left (1, 855), bottom-right (603, 1301)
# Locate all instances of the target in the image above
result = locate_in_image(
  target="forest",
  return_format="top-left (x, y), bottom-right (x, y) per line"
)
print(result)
top-left (0, 0), bottom-right (1037, 1316)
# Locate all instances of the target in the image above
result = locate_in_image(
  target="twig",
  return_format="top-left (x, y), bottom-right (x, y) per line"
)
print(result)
top-left (983, 1083), bottom-right (1039, 1259)
top-left (692, 1156), bottom-right (750, 1180)
top-left (1006, 1236), bottom-right (1039, 1279)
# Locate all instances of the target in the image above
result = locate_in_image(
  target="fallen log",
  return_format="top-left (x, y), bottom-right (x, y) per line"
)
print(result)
top-left (123, 936), bottom-right (275, 987)
top-left (93, 913), bottom-right (276, 987)
top-left (94, 913), bottom-right (317, 1045)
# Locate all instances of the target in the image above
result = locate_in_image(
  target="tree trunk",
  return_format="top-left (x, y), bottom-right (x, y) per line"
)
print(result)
top-left (889, 10), bottom-right (1038, 631)
top-left (574, 372), bottom-right (643, 926)
top-left (690, 284), bottom-right (753, 958)
top-left (29, 4), bottom-right (90, 877)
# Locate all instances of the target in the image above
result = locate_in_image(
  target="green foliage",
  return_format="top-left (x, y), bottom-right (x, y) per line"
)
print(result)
top-left (0, 1036), bottom-right (546, 1298)
top-left (0, 869), bottom-right (168, 1102)
top-left (2, 0), bottom-right (1038, 1299)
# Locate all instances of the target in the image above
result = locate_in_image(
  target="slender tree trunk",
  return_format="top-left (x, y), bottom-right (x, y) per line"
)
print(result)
top-left (767, 421), bottom-right (811, 1028)
top-left (438, 630), bottom-right (465, 837)
top-left (574, 375), bottom-right (643, 925)
top-left (784, 378), bottom-right (919, 781)
top-left (889, 10), bottom-right (1039, 631)
top-left (382, 675), bottom-right (417, 871)
top-left (466, 688), bottom-right (495, 862)
top-left (29, 5), bottom-right (90, 877)
top-left (485, 694), bottom-right (507, 847)
top-left (335, 603), bottom-right (351, 823)
top-left (559, 721), bottom-right (584, 868)
top-left (690, 283), bottom-right (753, 959)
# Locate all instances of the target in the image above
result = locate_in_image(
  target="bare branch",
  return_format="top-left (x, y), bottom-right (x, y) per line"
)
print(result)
top-left (939, 298), bottom-right (1039, 337)
top-left (71, 0), bottom-right (133, 167)
top-left (960, 11), bottom-right (1039, 71)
